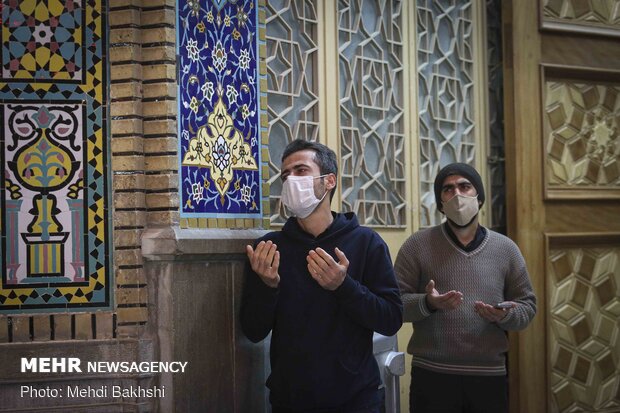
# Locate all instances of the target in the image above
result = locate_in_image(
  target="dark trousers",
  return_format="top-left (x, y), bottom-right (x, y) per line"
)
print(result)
top-left (273, 406), bottom-right (381, 413)
top-left (272, 387), bottom-right (384, 413)
top-left (409, 366), bottom-right (508, 413)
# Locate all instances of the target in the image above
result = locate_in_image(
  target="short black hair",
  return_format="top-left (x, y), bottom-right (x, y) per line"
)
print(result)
top-left (281, 139), bottom-right (338, 200)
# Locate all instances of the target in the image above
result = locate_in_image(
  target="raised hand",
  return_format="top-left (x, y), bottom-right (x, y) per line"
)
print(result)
top-left (307, 247), bottom-right (349, 291)
top-left (246, 240), bottom-right (280, 288)
top-left (425, 279), bottom-right (463, 311)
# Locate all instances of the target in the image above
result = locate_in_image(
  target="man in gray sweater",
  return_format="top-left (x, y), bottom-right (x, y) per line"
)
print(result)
top-left (395, 163), bottom-right (536, 413)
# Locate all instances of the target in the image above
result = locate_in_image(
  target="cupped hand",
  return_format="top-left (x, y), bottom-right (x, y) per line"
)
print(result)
top-left (425, 279), bottom-right (463, 311)
top-left (246, 240), bottom-right (280, 288)
top-left (306, 247), bottom-right (349, 291)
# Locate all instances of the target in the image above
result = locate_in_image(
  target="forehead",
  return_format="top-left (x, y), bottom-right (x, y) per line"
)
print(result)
top-left (281, 149), bottom-right (318, 169)
top-left (442, 174), bottom-right (471, 186)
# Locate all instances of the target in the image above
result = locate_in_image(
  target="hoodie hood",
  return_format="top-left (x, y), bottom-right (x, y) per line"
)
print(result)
top-left (281, 211), bottom-right (359, 245)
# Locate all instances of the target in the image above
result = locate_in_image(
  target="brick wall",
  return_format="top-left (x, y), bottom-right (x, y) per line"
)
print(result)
top-left (110, 0), bottom-right (177, 338)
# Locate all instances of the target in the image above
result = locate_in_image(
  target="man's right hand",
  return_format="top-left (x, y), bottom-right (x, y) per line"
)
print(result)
top-left (246, 240), bottom-right (281, 288)
top-left (425, 279), bottom-right (463, 311)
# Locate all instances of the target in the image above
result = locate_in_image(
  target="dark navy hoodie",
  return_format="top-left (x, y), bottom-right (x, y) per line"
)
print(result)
top-left (241, 212), bottom-right (403, 411)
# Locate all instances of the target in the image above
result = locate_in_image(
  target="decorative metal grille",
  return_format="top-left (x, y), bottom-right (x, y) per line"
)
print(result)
top-left (487, 0), bottom-right (506, 234)
top-left (266, 0), bottom-right (320, 225)
top-left (338, 0), bottom-right (406, 227)
top-left (417, 0), bottom-right (477, 228)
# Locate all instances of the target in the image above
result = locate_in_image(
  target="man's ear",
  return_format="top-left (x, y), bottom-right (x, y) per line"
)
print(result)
top-left (325, 173), bottom-right (337, 191)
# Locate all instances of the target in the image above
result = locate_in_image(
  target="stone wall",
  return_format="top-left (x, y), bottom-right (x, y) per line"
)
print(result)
top-left (143, 228), bottom-right (268, 413)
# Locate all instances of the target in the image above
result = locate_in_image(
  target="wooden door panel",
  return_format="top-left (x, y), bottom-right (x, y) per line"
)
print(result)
top-left (542, 72), bottom-right (620, 200)
top-left (504, 0), bottom-right (620, 411)
top-left (546, 234), bottom-right (620, 412)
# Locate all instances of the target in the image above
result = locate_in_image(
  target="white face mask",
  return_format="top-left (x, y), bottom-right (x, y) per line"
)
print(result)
top-left (281, 175), bottom-right (329, 219)
top-left (442, 194), bottom-right (479, 227)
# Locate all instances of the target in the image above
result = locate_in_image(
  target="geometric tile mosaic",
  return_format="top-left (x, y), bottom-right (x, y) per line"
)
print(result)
top-left (2, 0), bottom-right (84, 82)
top-left (0, 0), bottom-right (109, 313)
top-left (548, 244), bottom-right (620, 412)
top-left (178, 0), bottom-right (263, 219)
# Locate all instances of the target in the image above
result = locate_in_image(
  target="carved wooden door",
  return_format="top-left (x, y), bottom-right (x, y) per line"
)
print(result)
top-left (503, 1), bottom-right (620, 412)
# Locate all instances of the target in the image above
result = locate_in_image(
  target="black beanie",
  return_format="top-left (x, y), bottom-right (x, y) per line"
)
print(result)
top-left (434, 163), bottom-right (485, 212)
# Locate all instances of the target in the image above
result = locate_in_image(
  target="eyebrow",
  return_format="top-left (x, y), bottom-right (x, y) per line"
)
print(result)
top-left (442, 179), bottom-right (472, 189)
top-left (281, 163), bottom-right (312, 175)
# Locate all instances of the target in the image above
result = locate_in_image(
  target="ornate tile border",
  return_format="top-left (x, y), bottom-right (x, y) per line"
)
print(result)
top-left (0, 0), bottom-right (110, 313)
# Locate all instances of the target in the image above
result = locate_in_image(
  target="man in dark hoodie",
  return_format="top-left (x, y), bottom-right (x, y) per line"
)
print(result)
top-left (241, 139), bottom-right (403, 413)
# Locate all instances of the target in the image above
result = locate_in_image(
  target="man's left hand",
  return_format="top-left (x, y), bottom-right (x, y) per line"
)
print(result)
top-left (474, 301), bottom-right (515, 323)
top-left (307, 247), bottom-right (349, 291)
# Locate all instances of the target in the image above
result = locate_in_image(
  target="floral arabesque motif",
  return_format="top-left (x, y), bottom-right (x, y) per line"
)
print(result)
top-left (212, 41), bottom-right (227, 72)
top-left (179, 0), bottom-right (261, 217)
top-left (186, 38), bottom-right (200, 62)
top-left (226, 84), bottom-right (238, 103)
top-left (192, 182), bottom-right (204, 201)
top-left (188, 0), bottom-right (200, 17)
top-left (202, 81), bottom-right (214, 100)
top-left (189, 96), bottom-right (200, 113)
top-left (182, 97), bottom-right (258, 200)
top-left (213, 135), bottom-right (231, 171)
top-left (241, 184), bottom-right (252, 204)
top-left (239, 49), bottom-right (250, 70)
top-left (236, 5), bottom-right (249, 27)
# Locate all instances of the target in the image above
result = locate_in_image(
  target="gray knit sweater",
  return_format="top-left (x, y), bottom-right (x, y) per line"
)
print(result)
top-left (394, 224), bottom-right (536, 376)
